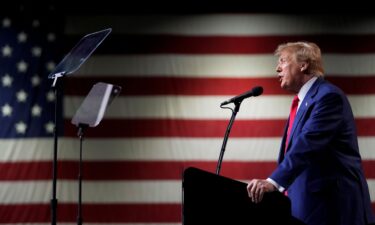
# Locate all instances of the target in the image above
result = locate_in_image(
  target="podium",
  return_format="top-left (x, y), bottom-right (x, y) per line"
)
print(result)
top-left (183, 167), bottom-right (304, 225)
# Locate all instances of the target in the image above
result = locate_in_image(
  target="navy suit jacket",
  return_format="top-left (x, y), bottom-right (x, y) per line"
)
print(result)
top-left (270, 78), bottom-right (375, 225)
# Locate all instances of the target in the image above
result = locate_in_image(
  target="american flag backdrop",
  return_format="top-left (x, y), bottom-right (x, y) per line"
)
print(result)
top-left (1, 13), bottom-right (375, 224)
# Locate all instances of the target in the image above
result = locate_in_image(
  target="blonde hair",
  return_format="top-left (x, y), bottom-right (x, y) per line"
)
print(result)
top-left (275, 41), bottom-right (324, 77)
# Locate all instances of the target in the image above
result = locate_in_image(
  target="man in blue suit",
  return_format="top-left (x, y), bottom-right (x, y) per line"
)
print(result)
top-left (247, 41), bottom-right (375, 225)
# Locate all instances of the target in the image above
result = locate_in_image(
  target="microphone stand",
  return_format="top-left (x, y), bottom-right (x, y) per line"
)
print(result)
top-left (216, 101), bottom-right (241, 175)
top-left (77, 124), bottom-right (88, 225)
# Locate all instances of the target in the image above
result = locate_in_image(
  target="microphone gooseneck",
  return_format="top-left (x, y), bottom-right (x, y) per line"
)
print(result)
top-left (216, 86), bottom-right (263, 175)
top-left (220, 86), bottom-right (263, 106)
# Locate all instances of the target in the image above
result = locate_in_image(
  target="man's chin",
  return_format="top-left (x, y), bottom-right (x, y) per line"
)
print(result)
top-left (280, 83), bottom-right (293, 92)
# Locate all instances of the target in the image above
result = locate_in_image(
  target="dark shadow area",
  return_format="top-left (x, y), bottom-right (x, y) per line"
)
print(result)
top-left (2, 1), bottom-right (375, 15)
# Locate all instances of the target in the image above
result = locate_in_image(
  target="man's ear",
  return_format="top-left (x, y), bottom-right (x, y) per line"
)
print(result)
top-left (300, 62), bottom-right (309, 72)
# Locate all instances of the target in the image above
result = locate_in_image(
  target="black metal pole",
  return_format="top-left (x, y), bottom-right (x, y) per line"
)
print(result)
top-left (216, 102), bottom-right (241, 175)
top-left (77, 125), bottom-right (87, 225)
top-left (51, 74), bottom-right (64, 225)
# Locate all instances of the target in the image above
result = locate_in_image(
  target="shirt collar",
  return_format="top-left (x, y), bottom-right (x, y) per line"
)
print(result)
top-left (297, 76), bottom-right (318, 109)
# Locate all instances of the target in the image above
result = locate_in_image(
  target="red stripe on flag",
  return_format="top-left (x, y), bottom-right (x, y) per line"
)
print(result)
top-left (356, 119), bottom-right (375, 136)
top-left (362, 160), bottom-right (375, 178)
top-left (328, 77), bottom-right (375, 95)
top-left (64, 119), bottom-right (286, 137)
top-left (64, 76), bottom-right (375, 96)
top-left (1, 202), bottom-right (375, 223)
top-left (0, 204), bottom-right (49, 223)
top-left (64, 118), bottom-right (375, 138)
top-left (4, 160), bottom-right (375, 180)
top-left (64, 77), bottom-right (286, 96)
top-left (0, 161), bottom-right (278, 180)
top-left (0, 203), bottom-right (181, 223)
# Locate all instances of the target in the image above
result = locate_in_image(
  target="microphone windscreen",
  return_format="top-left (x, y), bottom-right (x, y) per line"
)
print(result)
top-left (252, 86), bottom-right (263, 97)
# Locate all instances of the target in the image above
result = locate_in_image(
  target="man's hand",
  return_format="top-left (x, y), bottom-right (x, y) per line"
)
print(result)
top-left (247, 179), bottom-right (277, 203)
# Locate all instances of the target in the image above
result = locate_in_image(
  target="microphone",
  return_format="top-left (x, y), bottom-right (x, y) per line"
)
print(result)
top-left (220, 86), bottom-right (263, 106)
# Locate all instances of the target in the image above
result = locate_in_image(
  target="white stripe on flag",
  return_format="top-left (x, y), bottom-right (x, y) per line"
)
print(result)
top-left (75, 54), bottom-right (375, 77)
top-left (65, 15), bottom-right (375, 35)
top-left (1, 138), bottom-right (375, 162)
top-left (65, 95), bottom-right (375, 119)
top-left (2, 179), bottom-right (375, 204)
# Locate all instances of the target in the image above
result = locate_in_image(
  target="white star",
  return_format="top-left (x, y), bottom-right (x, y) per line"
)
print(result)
top-left (47, 33), bottom-right (56, 42)
top-left (46, 61), bottom-right (56, 72)
top-left (46, 90), bottom-right (55, 102)
top-left (15, 121), bottom-right (27, 134)
top-left (17, 60), bottom-right (28, 73)
top-left (1, 103), bottom-right (12, 117)
top-left (31, 74), bottom-right (41, 87)
top-left (2, 44), bottom-right (12, 57)
top-left (31, 104), bottom-right (42, 117)
top-left (31, 46), bottom-right (42, 57)
top-left (18, 32), bottom-right (28, 43)
top-left (45, 121), bottom-right (55, 134)
top-left (32, 20), bottom-right (40, 27)
top-left (2, 18), bottom-right (11, 27)
top-left (16, 89), bottom-right (28, 102)
top-left (2, 74), bottom-right (13, 87)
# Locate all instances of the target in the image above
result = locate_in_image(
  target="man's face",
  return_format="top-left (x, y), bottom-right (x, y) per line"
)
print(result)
top-left (276, 50), bottom-right (305, 93)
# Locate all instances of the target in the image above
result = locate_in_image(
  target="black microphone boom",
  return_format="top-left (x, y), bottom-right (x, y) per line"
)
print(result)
top-left (220, 86), bottom-right (263, 106)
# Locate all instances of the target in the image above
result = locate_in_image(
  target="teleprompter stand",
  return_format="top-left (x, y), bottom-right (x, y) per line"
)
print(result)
top-left (48, 28), bottom-right (112, 225)
top-left (71, 82), bottom-right (122, 225)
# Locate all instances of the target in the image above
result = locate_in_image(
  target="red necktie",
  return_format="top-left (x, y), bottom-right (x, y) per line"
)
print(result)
top-left (285, 95), bottom-right (299, 154)
top-left (284, 95), bottom-right (299, 197)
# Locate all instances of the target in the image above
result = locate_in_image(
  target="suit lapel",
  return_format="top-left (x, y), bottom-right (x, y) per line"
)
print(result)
top-left (284, 78), bottom-right (324, 153)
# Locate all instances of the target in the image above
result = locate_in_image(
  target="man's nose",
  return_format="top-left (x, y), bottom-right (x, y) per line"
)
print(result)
top-left (276, 65), bottom-right (281, 73)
